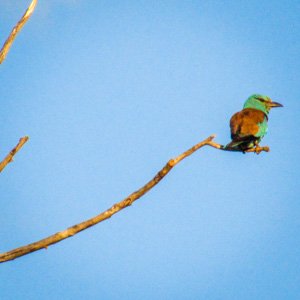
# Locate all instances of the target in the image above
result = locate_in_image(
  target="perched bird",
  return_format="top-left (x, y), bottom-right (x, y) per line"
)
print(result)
top-left (225, 94), bottom-right (283, 151)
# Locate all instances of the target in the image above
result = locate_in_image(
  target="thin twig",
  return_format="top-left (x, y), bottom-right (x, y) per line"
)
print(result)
top-left (0, 0), bottom-right (38, 64)
top-left (0, 135), bottom-right (269, 263)
top-left (0, 136), bottom-right (29, 173)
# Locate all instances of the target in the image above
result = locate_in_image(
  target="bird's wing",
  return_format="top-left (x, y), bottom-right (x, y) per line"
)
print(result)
top-left (230, 108), bottom-right (265, 140)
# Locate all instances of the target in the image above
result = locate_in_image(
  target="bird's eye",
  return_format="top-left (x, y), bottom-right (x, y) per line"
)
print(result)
top-left (256, 97), bottom-right (266, 102)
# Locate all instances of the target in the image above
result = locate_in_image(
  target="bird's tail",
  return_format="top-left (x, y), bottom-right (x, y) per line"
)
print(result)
top-left (223, 140), bottom-right (244, 150)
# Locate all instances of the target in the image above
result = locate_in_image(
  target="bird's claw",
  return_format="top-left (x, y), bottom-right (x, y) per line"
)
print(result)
top-left (254, 147), bottom-right (262, 154)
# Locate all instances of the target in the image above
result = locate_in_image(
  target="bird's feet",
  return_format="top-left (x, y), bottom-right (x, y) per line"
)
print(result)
top-left (244, 145), bottom-right (270, 154)
top-left (254, 146), bottom-right (263, 154)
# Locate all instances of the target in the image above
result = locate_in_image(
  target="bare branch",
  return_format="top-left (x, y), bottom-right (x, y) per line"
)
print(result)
top-left (0, 135), bottom-right (270, 263)
top-left (0, 136), bottom-right (29, 173)
top-left (0, 0), bottom-right (38, 64)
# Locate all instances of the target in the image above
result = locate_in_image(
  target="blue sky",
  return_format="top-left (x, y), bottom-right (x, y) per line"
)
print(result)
top-left (1, 1), bottom-right (300, 299)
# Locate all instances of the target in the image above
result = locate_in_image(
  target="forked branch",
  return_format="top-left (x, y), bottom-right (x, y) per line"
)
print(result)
top-left (0, 0), bottom-right (38, 64)
top-left (0, 135), bottom-right (269, 263)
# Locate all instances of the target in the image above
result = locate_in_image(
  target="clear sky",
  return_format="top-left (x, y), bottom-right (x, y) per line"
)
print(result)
top-left (1, 1), bottom-right (300, 299)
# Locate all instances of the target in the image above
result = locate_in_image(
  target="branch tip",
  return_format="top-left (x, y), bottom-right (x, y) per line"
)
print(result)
top-left (0, 0), bottom-right (38, 64)
top-left (207, 134), bottom-right (216, 141)
top-left (0, 136), bottom-right (29, 173)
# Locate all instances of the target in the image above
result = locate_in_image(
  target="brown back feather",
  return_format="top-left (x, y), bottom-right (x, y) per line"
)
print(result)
top-left (230, 108), bottom-right (265, 140)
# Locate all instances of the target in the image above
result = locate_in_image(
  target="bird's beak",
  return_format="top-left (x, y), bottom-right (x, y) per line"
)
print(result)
top-left (268, 101), bottom-right (283, 108)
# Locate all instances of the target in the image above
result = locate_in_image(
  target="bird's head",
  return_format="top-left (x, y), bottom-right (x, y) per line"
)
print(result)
top-left (243, 94), bottom-right (283, 115)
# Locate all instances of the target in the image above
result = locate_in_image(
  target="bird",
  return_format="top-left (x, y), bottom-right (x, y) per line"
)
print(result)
top-left (225, 94), bottom-right (283, 152)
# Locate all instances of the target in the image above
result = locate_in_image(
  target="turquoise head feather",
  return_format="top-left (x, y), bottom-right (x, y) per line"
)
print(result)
top-left (243, 94), bottom-right (283, 115)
